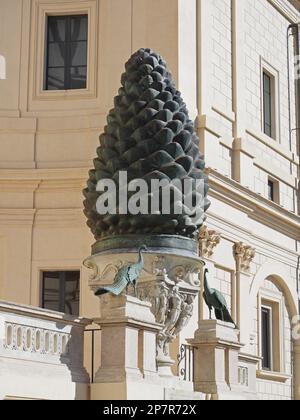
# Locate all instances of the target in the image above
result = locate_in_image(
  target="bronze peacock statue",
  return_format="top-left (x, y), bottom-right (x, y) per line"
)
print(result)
top-left (203, 268), bottom-right (237, 328)
top-left (95, 246), bottom-right (147, 297)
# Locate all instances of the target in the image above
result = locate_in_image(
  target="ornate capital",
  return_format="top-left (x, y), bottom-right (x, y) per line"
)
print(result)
top-left (233, 242), bottom-right (256, 272)
top-left (199, 225), bottom-right (221, 259)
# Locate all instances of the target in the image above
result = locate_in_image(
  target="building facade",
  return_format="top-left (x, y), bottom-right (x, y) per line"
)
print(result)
top-left (0, 0), bottom-right (299, 400)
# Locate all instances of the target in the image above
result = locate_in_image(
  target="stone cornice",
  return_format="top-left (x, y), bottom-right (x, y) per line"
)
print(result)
top-left (268, 0), bottom-right (300, 21)
top-left (0, 168), bottom-right (88, 193)
top-left (0, 180), bottom-right (41, 192)
top-left (0, 209), bottom-right (36, 226)
top-left (208, 169), bottom-right (300, 240)
top-left (0, 168), bottom-right (89, 181)
top-left (290, 0), bottom-right (300, 12)
top-left (0, 300), bottom-right (91, 326)
top-left (207, 210), bottom-right (299, 267)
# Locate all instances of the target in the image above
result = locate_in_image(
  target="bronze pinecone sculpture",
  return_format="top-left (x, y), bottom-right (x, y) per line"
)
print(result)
top-left (84, 48), bottom-right (210, 240)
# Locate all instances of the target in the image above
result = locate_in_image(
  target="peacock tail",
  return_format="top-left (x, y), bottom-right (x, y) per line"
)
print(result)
top-left (96, 265), bottom-right (131, 296)
top-left (215, 307), bottom-right (237, 328)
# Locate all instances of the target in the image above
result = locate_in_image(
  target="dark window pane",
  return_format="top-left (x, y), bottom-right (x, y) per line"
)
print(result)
top-left (48, 43), bottom-right (65, 67)
top-left (70, 66), bottom-right (87, 89)
top-left (47, 68), bottom-right (65, 90)
top-left (64, 272), bottom-right (80, 316)
top-left (71, 41), bottom-right (87, 66)
top-left (263, 72), bottom-right (273, 138)
top-left (48, 17), bottom-right (66, 42)
top-left (263, 73), bottom-right (271, 94)
top-left (45, 15), bottom-right (88, 90)
top-left (262, 307), bottom-right (272, 370)
top-left (71, 16), bottom-right (88, 41)
top-left (42, 271), bottom-right (80, 316)
top-left (268, 180), bottom-right (274, 201)
top-left (264, 97), bottom-right (271, 125)
top-left (43, 274), bottom-right (60, 313)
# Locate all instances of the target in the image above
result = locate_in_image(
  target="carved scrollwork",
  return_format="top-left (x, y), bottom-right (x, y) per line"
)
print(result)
top-left (101, 261), bottom-right (125, 282)
top-left (84, 257), bottom-right (128, 290)
top-left (83, 258), bottom-right (100, 281)
top-left (168, 264), bottom-right (201, 287)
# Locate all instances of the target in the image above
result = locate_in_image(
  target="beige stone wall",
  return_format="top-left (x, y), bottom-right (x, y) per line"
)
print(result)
top-left (211, 0), bottom-right (233, 113)
top-left (0, 0), bottom-right (299, 400)
top-left (0, 0), bottom-right (186, 312)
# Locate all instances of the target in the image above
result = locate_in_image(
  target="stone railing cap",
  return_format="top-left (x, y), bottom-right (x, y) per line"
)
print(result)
top-left (0, 300), bottom-right (91, 326)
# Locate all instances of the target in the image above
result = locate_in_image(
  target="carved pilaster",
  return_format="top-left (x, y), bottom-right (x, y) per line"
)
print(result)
top-left (233, 242), bottom-right (256, 332)
top-left (199, 225), bottom-right (221, 259)
top-left (233, 242), bottom-right (256, 273)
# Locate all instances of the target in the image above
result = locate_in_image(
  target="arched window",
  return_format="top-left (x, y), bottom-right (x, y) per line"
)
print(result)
top-left (0, 55), bottom-right (6, 80)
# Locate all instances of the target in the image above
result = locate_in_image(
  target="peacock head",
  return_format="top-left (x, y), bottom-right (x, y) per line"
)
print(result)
top-left (204, 268), bottom-right (209, 276)
top-left (139, 245), bottom-right (148, 253)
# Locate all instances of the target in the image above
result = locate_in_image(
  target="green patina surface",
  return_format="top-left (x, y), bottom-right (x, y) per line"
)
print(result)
top-left (83, 48), bottom-right (210, 243)
top-left (91, 234), bottom-right (198, 256)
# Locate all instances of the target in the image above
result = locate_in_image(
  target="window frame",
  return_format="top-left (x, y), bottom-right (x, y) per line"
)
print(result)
top-left (30, 0), bottom-right (98, 103)
top-left (258, 288), bottom-right (285, 375)
top-left (261, 304), bottom-right (273, 371)
top-left (267, 177), bottom-right (280, 204)
top-left (260, 58), bottom-right (280, 142)
top-left (45, 14), bottom-right (88, 91)
top-left (41, 270), bottom-right (81, 316)
top-left (262, 71), bottom-right (273, 138)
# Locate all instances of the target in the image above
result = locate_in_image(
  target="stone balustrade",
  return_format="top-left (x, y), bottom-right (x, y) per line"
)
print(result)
top-left (3, 321), bottom-right (70, 360)
top-left (0, 301), bottom-right (91, 400)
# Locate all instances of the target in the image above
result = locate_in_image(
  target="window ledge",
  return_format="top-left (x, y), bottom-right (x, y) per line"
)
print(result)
top-left (35, 88), bottom-right (95, 101)
top-left (257, 370), bottom-right (291, 383)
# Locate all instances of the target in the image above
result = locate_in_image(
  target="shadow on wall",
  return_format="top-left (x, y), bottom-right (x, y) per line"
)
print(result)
top-left (58, 321), bottom-right (91, 401)
top-left (0, 55), bottom-right (6, 80)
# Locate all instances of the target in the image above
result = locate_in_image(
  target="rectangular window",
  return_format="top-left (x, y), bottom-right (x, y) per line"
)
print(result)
top-left (42, 271), bottom-right (80, 316)
top-left (268, 178), bottom-right (280, 204)
top-left (45, 15), bottom-right (88, 90)
top-left (268, 179), bottom-right (275, 202)
top-left (263, 72), bottom-right (273, 138)
top-left (261, 306), bottom-right (272, 371)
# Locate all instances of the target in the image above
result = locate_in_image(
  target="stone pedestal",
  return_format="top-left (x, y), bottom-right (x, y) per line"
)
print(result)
top-left (91, 294), bottom-right (162, 400)
top-left (84, 237), bottom-right (206, 400)
top-left (189, 320), bottom-right (244, 400)
top-left (84, 238), bottom-right (204, 381)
